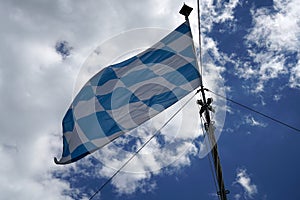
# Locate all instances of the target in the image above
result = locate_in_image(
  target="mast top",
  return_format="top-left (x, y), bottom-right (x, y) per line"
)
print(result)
top-left (179, 4), bottom-right (193, 19)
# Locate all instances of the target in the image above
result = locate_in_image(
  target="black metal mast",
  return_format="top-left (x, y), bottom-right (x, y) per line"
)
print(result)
top-left (198, 86), bottom-right (229, 200)
top-left (180, 3), bottom-right (229, 200)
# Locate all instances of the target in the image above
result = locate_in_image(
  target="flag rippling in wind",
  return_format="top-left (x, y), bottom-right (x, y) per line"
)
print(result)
top-left (55, 21), bottom-right (201, 164)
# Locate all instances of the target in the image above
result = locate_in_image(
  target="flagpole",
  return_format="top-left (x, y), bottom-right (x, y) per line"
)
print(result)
top-left (196, 1), bottom-right (229, 198)
top-left (198, 88), bottom-right (229, 200)
top-left (180, 3), bottom-right (229, 200)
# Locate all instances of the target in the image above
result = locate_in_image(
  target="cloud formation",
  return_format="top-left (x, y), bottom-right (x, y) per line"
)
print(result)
top-left (244, 115), bottom-right (267, 128)
top-left (242, 0), bottom-right (300, 92)
top-left (235, 168), bottom-right (258, 199)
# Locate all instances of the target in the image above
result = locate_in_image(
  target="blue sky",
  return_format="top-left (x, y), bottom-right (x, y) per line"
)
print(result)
top-left (1, 0), bottom-right (300, 200)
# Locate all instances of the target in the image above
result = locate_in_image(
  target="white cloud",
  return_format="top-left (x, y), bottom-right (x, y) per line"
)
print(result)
top-left (86, 109), bottom-right (200, 194)
top-left (234, 193), bottom-right (241, 200)
top-left (242, 0), bottom-right (300, 91)
top-left (244, 115), bottom-right (267, 128)
top-left (290, 60), bottom-right (300, 88)
top-left (234, 168), bottom-right (258, 199)
top-left (0, 0), bottom-right (111, 199)
top-left (200, 0), bottom-right (240, 32)
top-left (273, 94), bottom-right (282, 101)
top-left (0, 134), bottom-right (74, 200)
top-left (246, 0), bottom-right (300, 54)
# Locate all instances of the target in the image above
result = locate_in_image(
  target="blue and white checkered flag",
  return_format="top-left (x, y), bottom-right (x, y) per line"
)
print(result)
top-left (55, 21), bottom-right (201, 164)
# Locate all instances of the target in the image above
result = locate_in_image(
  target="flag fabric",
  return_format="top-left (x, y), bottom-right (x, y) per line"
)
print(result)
top-left (55, 21), bottom-right (201, 164)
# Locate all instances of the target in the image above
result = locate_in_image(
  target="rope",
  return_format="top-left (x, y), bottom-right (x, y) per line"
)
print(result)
top-left (89, 91), bottom-right (199, 200)
top-left (197, 0), bottom-right (204, 84)
top-left (207, 89), bottom-right (300, 133)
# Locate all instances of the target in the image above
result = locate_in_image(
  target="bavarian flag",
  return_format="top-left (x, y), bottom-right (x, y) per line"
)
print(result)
top-left (55, 21), bottom-right (201, 164)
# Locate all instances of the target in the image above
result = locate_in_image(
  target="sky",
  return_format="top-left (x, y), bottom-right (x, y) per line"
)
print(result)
top-left (0, 0), bottom-right (300, 200)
